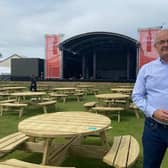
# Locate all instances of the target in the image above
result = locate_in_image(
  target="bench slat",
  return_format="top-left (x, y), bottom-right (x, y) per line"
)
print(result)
top-left (37, 101), bottom-right (57, 113)
top-left (92, 107), bottom-right (124, 111)
top-left (0, 159), bottom-right (75, 168)
top-left (103, 136), bottom-right (121, 166)
top-left (127, 136), bottom-right (140, 166)
top-left (0, 103), bottom-right (27, 107)
top-left (114, 135), bottom-right (130, 168)
top-left (83, 102), bottom-right (97, 107)
top-left (0, 99), bottom-right (16, 103)
top-left (83, 102), bottom-right (97, 111)
top-left (38, 101), bottom-right (56, 106)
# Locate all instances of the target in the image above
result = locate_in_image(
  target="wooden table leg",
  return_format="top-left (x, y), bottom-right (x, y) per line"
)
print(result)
top-left (99, 131), bottom-right (110, 148)
top-left (42, 138), bottom-right (51, 165)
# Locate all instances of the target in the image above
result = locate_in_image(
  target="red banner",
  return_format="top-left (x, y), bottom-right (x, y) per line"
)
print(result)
top-left (45, 35), bottom-right (61, 79)
top-left (138, 28), bottom-right (161, 68)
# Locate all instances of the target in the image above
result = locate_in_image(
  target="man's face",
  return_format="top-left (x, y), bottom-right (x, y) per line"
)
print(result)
top-left (154, 30), bottom-right (168, 61)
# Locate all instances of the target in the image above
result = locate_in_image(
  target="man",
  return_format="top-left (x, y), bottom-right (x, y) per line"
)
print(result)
top-left (30, 74), bottom-right (37, 91)
top-left (132, 29), bottom-right (168, 168)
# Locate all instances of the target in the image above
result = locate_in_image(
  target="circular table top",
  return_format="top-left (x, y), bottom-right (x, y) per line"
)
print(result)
top-left (52, 87), bottom-right (77, 91)
top-left (0, 87), bottom-right (27, 91)
top-left (111, 88), bottom-right (132, 92)
top-left (11, 91), bottom-right (46, 96)
top-left (96, 93), bottom-right (129, 99)
top-left (18, 112), bottom-right (111, 138)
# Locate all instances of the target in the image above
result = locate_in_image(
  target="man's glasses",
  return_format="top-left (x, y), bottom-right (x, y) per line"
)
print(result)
top-left (156, 39), bottom-right (168, 45)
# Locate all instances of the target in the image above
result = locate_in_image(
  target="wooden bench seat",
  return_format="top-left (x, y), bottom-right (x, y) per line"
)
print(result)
top-left (75, 89), bottom-right (84, 93)
top-left (92, 106), bottom-right (124, 122)
top-left (0, 159), bottom-right (76, 168)
top-left (104, 99), bottom-right (127, 105)
top-left (83, 101), bottom-right (97, 111)
top-left (64, 91), bottom-right (75, 96)
top-left (0, 99), bottom-right (16, 104)
top-left (104, 99), bottom-right (127, 107)
top-left (0, 103), bottom-right (28, 118)
top-left (103, 135), bottom-right (140, 168)
top-left (0, 132), bottom-right (29, 157)
top-left (91, 88), bottom-right (99, 95)
top-left (37, 100), bottom-right (57, 113)
top-left (74, 93), bottom-right (84, 102)
top-left (49, 93), bottom-right (68, 103)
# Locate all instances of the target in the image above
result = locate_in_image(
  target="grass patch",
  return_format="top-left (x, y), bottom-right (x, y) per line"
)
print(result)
top-left (0, 85), bottom-right (168, 167)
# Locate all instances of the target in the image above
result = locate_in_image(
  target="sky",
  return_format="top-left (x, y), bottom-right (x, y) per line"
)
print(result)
top-left (0, 0), bottom-right (168, 59)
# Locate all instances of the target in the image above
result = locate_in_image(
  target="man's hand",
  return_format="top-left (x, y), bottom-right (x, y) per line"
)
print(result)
top-left (153, 109), bottom-right (168, 122)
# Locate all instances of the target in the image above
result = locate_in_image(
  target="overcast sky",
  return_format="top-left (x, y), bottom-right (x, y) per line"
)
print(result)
top-left (0, 0), bottom-right (168, 59)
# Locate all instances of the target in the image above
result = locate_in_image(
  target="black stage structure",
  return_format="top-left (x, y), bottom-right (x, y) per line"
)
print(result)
top-left (11, 58), bottom-right (44, 81)
top-left (59, 32), bottom-right (138, 82)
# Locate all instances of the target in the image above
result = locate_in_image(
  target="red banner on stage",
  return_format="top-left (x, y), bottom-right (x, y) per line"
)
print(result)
top-left (138, 28), bottom-right (161, 68)
top-left (45, 35), bottom-right (61, 79)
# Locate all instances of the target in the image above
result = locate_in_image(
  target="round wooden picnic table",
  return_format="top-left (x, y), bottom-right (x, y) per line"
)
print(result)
top-left (76, 85), bottom-right (95, 95)
top-left (96, 93), bottom-right (129, 100)
top-left (51, 88), bottom-right (77, 96)
top-left (10, 91), bottom-right (46, 102)
top-left (111, 88), bottom-right (132, 94)
top-left (18, 112), bottom-right (111, 165)
top-left (96, 93), bottom-right (130, 108)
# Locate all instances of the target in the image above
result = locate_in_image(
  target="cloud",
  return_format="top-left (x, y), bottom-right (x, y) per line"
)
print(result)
top-left (0, 0), bottom-right (168, 58)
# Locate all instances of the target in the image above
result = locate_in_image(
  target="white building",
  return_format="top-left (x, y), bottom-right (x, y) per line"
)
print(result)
top-left (0, 54), bottom-right (24, 75)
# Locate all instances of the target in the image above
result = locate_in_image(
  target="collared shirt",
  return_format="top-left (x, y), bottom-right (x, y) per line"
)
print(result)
top-left (132, 58), bottom-right (168, 124)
